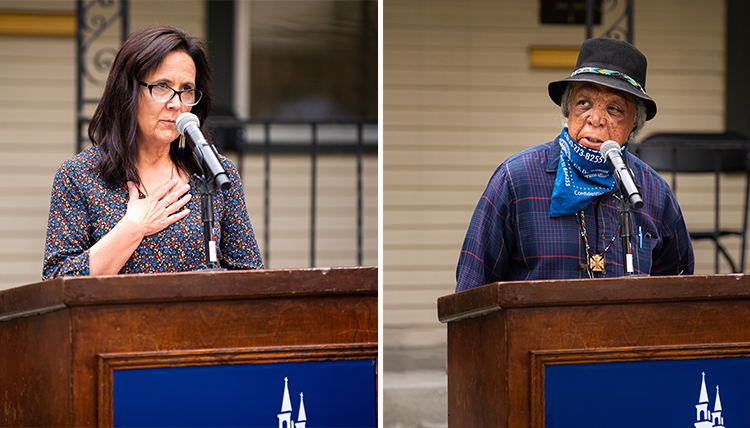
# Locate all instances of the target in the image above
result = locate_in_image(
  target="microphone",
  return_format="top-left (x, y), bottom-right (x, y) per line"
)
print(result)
top-left (176, 112), bottom-right (230, 191)
top-left (600, 140), bottom-right (643, 209)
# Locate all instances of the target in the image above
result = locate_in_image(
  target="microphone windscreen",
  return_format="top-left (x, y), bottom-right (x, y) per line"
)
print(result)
top-left (599, 140), bottom-right (621, 157)
top-left (176, 112), bottom-right (200, 135)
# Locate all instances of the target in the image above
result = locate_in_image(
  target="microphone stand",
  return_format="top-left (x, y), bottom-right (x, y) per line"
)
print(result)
top-left (615, 192), bottom-right (649, 277)
top-left (615, 194), bottom-right (636, 276)
top-left (611, 154), bottom-right (648, 277)
top-left (192, 156), bottom-right (226, 271)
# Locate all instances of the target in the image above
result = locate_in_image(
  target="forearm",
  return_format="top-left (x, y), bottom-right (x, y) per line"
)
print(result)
top-left (89, 217), bottom-right (144, 276)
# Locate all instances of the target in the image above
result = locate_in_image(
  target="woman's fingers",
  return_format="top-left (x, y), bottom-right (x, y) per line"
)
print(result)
top-left (123, 178), bottom-right (192, 237)
top-left (164, 192), bottom-right (192, 215)
top-left (167, 206), bottom-right (191, 223)
top-left (150, 178), bottom-right (182, 202)
top-left (164, 183), bottom-right (192, 205)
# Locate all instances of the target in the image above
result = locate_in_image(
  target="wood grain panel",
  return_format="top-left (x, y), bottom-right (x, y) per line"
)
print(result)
top-left (439, 275), bottom-right (750, 426)
top-left (0, 267), bottom-right (376, 426)
top-left (0, 309), bottom-right (71, 426)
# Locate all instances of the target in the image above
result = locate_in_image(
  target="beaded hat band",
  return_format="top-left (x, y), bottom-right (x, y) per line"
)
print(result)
top-left (570, 67), bottom-right (647, 96)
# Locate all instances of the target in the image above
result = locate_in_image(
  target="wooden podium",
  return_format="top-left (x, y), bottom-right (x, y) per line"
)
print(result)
top-left (0, 266), bottom-right (377, 427)
top-left (438, 274), bottom-right (750, 427)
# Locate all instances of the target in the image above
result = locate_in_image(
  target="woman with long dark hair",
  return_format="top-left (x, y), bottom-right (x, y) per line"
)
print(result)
top-left (43, 25), bottom-right (263, 279)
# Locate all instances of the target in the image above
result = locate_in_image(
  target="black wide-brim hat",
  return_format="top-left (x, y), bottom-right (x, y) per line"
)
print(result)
top-left (548, 37), bottom-right (657, 121)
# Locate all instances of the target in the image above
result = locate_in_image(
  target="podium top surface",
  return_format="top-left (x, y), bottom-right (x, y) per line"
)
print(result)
top-left (438, 274), bottom-right (750, 323)
top-left (0, 266), bottom-right (377, 323)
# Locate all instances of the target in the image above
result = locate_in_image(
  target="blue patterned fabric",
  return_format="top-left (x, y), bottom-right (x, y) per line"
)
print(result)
top-left (43, 146), bottom-right (263, 279)
top-left (455, 137), bottom-right (694, 291)
top-left (550, 127), bottom-right (616, 217)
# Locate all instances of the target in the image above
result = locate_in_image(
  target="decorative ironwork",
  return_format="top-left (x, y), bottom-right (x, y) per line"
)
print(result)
top-left (76, 0), bottom-right (129, 152)
top-left (586, 0), bottom-right (633, 43)
top-left (208, 118), bottom-right (377, 268)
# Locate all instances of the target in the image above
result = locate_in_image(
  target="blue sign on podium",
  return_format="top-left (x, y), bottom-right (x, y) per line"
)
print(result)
top-left (545, 356), bottom-right (750, 427)
top-left (112, 359), bottom-right (377, 427)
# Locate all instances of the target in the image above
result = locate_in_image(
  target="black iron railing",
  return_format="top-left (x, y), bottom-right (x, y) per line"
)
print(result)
top-left (76, 0), bottom-right (129, 153)
top-left (207, 118), bottom-right (378, 268)
top-left (586, 0), bottom-right (633, 43)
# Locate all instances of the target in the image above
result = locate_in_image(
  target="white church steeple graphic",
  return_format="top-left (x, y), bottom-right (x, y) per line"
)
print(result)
top-left (694, 372), bottom-right (725, 428)
top-left (277, 377), bottom-right (307, 428)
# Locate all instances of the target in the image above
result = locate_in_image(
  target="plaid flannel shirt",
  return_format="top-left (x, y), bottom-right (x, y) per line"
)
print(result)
top-left (455, 138), bottom-right (694, 292)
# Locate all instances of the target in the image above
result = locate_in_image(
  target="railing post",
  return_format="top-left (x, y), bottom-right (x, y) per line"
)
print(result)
top-left (357, 123), bottom-right (364, 266)
top-left (310, 123), bottom-right (318, 268)
top-left (76, 0), bottom-right (83, 151)
top-left (263, 122), bottom-right (271, 266)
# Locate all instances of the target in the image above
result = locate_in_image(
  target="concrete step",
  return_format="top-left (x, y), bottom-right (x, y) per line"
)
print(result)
top-left (383, 370), bottom-right (448, 428)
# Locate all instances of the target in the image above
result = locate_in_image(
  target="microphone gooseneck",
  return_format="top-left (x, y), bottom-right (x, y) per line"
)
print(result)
top-left (600, 140), bottom-right (643, 209)
top-left (176, 112), bottom-right (230, 191)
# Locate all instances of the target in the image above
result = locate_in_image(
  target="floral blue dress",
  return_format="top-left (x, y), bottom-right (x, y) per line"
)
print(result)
top-left (43, 146), bottom-right (263, 279)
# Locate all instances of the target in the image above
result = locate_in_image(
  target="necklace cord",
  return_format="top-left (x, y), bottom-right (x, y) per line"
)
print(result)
top-left (576, 210), bottom-right (621, 277)
top-left (140, 164), bottom-right (176, 197)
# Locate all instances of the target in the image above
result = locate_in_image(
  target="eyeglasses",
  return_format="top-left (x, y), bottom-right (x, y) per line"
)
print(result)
top-left (139, 81), bottom-right (203, 106)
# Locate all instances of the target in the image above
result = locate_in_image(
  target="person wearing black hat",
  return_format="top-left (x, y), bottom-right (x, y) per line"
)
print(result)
top-left (455, 37), bottom-right (694, 291)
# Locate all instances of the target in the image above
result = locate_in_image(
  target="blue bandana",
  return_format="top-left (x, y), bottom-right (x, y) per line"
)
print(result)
top-left (550, 128), bottom-right (623, 217)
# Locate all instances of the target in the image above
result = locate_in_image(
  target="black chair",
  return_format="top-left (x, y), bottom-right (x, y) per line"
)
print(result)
top-left (634, 132), bottom-right (750, 273)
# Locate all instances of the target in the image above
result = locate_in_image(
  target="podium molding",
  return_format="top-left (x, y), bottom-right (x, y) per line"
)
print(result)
top-left (97, 342), bottom-right (377, 426)
top-left (530, 342), bottom-right (750, 428)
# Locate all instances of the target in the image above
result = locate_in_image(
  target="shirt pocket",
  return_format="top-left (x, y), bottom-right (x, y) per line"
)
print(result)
top-left (633, 236), bottom-right (656, 275)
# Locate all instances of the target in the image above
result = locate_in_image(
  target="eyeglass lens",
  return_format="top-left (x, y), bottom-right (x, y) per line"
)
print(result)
top-left (150, 85), bottom-right (201, 106)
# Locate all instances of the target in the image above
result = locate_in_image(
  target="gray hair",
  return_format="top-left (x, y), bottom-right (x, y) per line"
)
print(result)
top-left (560, 82), bottom-right (647, 145)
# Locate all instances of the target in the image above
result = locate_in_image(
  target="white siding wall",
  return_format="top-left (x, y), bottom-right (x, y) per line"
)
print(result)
top-left (383, 0), bottom-right (728, 349)
top-left (0, 0), bottom-right (376, 290)
top-left (0, 0), bottom-right (77, 289)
